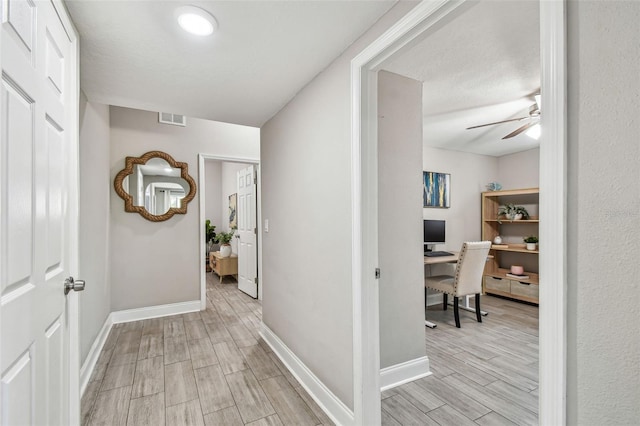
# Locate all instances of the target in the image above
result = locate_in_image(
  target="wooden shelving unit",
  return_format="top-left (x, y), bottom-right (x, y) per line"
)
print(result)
top-left (482, 188), bottom-right (539, 304)
top-left (491, 245), bottom-right (539, 254)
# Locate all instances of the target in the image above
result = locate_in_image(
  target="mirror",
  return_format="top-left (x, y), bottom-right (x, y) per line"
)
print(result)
top-left (114, 151), bottom-right (197, 221)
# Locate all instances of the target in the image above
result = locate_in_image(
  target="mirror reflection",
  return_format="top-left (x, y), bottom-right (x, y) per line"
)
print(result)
top-left (114, 150), bottom-right (197, 222)
top-left (121, 159), bottom-right (189, 216)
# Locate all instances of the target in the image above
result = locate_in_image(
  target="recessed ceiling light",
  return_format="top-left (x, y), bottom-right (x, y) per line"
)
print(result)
top-left (175, 6), bottom-right (217, 36)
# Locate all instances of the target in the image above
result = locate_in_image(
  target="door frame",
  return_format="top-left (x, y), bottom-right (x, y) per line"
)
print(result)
top-left (350, 1), bottom-right (567, 424)
top-left (198, 154), bottom-right (262, 307)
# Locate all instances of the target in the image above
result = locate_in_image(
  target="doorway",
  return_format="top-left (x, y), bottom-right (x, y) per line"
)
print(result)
top-left (350, 1), bottom-right (567, 425)
top-left (198, 154), bottom-right (262, 309)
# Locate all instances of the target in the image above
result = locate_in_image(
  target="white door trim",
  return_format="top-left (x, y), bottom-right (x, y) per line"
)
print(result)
top-left (538, 1), bottom-right (567, 423)
top-left (52, 2), bottom-right (81, 422)
top-left (350, 1), bottom-right (567, 425)
top-left (198, 154), bottom-right (262, 309)
top-left (49, 1), bottom-right (81, 419)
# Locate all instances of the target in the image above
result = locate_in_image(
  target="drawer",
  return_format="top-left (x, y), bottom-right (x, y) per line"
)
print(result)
top-left (484, 276), bottom-right (510, 293)
top-left (510, 280), bottom-right (539, 300)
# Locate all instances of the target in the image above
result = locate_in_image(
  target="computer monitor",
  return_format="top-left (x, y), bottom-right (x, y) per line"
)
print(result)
top-left (423, 219), bottom-right (446, 247)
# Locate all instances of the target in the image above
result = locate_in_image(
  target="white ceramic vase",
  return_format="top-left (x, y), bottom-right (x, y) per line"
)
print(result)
top-left (526, 243), bottom-right (537, 251)
top-left (514, 213), bottom-right (523, 220)
top-left (220, 244), bottom-right (232, 258)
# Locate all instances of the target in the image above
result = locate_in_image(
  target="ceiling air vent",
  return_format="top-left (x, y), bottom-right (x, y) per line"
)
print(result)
top-left (158, 112), bottom-right (186, 127)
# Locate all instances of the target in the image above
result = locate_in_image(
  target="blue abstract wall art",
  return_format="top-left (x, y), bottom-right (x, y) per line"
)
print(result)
top-left (423, 171), bottom-right (450, 208)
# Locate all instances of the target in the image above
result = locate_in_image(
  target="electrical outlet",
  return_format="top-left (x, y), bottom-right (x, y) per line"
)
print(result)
top-left (264, 219), bottom-right (269, 233)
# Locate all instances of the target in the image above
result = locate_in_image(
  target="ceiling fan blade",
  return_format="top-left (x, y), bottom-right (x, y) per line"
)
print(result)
top-left (466, 116), bottom-right (529, 130)
top-left (502, 121), bottom-right (537, 139)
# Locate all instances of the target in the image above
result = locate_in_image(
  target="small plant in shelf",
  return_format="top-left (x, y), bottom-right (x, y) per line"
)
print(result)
top-left (497, 204), bottom-right (530, 222)
top-left (524, 235), bottom-right (538, 250)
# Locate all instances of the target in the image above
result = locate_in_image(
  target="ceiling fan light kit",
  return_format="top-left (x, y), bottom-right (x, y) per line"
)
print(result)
top-left (467, 95), bottom-right (542, 140)
top-left (526, 123), bottom-right (541, 140)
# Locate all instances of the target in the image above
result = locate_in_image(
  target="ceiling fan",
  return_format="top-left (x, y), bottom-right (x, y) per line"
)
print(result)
top-left (467, 95), bottom-right (541, 140)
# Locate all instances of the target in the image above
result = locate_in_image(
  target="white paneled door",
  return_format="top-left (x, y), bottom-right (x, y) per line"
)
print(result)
top-left (1, 1), bottom-right (79, 425)
top-left (236, 165), bottom-right (258, 298)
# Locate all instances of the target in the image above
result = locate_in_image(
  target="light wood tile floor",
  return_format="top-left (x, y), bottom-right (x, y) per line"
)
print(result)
top-left (82, 274), bottom-right (334, 426)
top-left (382, 295), bottom-right (539, 426)
top-left (83, 275), bottom-right (537, 426)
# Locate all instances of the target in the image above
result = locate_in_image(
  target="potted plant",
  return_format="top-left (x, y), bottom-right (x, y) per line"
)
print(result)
top-left (214, 229), bottom-right (235, 258)
top-left (204, 220), bottom-right (217, 271)
top-left (524, 235), bottom-right (538, 250)
top-left (514, 206), bottom-right (530, 220)
top-left (205, 220), bottom-right (217, 250)
top-left (497, 204), bottom-right (530, 222)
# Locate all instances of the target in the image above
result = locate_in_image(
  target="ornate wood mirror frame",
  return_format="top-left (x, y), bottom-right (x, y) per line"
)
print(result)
top-left (114, 150), bottom-right (197, 222)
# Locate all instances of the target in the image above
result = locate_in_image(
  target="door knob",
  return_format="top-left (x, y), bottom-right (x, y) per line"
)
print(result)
top-left (64, 276), bottom-right (86, 295)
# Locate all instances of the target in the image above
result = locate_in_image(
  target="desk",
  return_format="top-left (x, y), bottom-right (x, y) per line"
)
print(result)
top-left (424, 251), bottom-right (460, 265)
top-left (424, 251), bottom-right (488, 328)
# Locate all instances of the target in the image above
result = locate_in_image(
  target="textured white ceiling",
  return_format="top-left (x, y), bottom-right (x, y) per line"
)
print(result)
top-left (66, 0), bottom-right (397, 127)
top-left (381, 0), bottom-right (540, 157)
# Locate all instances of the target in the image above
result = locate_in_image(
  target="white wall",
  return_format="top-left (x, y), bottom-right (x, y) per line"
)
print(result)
top-left (566, 2), bottom-right (640, 424)
top-left (497, 148), bottom-right (539, 190)
top-left (260, 3), bottom-right (418, 410)
top-left (109, 107), bottom-right (259, 311)
top-left (420, 147), bottom-right (539, 275)
top-left (204, 160), bottom-right (222, 232)
top-left (378, 71), bottom-right (426, 369)
top-left (78, 94), bottom-right (111, 363)
top-left (423, 147), bottom-right (498, 252)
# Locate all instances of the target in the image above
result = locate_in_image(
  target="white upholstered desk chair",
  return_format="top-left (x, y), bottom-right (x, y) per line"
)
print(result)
top-left (425, 241), bottom-right (491, 328)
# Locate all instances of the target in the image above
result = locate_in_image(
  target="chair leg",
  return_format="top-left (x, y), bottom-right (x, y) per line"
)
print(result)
top-left (454, 296), bottom-right (460, 328)
top-left (443, 293), bottom-right (448, 310)
top-left (475, 293), bottom-right (482, 323)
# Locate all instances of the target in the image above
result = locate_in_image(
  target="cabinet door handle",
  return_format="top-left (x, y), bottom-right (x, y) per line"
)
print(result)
top-left (518, 281), bottom-right (530, 285)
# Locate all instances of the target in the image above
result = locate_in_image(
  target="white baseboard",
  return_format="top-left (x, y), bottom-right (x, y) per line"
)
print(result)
top-left (110, 300), bottom-right (200, 324)
top-left (260, 324), bottom-right (354, 426)
top-left (80, 315), bottom-right (113, 396)
top-left (380, 356), bottom-right (431, 391)
top-left (80, 300), bottom-right (200, 396)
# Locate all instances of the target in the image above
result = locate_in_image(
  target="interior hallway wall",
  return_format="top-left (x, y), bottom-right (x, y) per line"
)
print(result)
top-left (378, 71), bottom-right (426, 369)
top-left (566, 2), bottom-right (640, 424)
top-left (260, 2), bottom-right (418, 410)
top-left (78, 93), bottom-right (111, 364)
top-left (109, 107), bottom-right (259, 311)
top-left (204, 160), bottom-right (222, 232)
